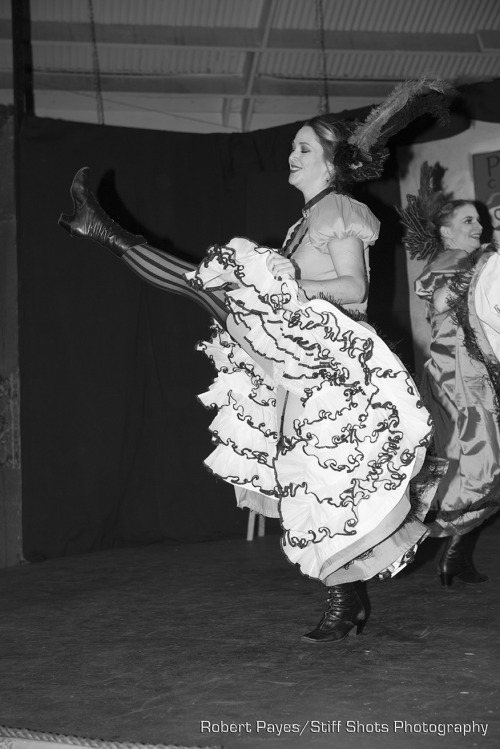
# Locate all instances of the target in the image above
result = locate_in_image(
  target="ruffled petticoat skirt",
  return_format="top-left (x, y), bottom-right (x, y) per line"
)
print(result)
top-left (186, 238), bottom-right (444, 585)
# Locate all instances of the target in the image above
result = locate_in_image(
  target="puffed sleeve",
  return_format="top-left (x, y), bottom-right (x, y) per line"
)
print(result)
top-left (308, 194), bottom-right (380, 253)
top-left (414, 250), bottom-right (465, 302)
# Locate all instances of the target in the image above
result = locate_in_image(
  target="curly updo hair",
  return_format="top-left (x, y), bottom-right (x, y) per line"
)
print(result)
top-left (432, 199), bottom-right (480, 250)
top-left (303, 115), bottom-right (389, 192)
top-left (435, 199), bottom-right (475, 232)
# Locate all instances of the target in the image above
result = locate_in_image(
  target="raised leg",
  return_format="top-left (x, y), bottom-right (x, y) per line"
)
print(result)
top-left (58, 167), bottom-right (228, 325)
top-left (121, 243), bottom-right (228, 323)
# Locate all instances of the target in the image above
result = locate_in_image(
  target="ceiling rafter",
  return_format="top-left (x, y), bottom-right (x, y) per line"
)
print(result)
top-left (221, 97), bottom-right (232, 128)
top-left (0, 71), bottom-right (406, 99)
top-left (241, 0), bottom-right (278, 131)
top-left (1, 20), bottom-right (497, 54)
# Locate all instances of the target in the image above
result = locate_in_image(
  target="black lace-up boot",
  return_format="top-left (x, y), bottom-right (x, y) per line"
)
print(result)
top-left (58, 167), bottom-right (146, 256)
top-left (302, 583), bottom-right (366, 643)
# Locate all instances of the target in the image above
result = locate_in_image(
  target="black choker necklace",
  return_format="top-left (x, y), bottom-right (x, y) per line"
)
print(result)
top-left (281, 186), bottom-right (334, 258)
top-left (302, 186), bottom-right (335, 215)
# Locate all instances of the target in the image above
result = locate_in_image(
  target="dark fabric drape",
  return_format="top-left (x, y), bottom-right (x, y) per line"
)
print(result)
top-left (18, 79), bottom-right (500, 560)
top-left (18, 118), bottom-right (304, 560)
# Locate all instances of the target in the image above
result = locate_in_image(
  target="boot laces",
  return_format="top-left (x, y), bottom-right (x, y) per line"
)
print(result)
top-left (324, 586), bottom-right (357, 622)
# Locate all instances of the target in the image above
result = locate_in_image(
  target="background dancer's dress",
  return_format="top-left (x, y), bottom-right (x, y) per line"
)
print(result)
top-left (416, 247), bottom-right (500, 536)
top-left (400, 162), bottom-right (500, 586)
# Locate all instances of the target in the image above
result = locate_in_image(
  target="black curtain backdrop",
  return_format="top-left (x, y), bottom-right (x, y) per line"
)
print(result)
top-left (18, 79), bottom-right (500, 560)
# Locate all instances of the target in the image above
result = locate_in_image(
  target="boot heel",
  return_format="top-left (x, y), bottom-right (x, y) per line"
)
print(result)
top-left (349, 618), bottom-right (366, 636)
top-left (58, 214), bottom-right (74, 234)
top-left (439, 572), bottom-right (453, 587)
top-left (58, 167), bottom-right (89, 236)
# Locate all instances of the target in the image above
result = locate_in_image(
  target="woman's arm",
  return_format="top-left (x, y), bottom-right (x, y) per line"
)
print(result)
top-left (299, 237), bottom-right (368, 304)
top-left (431, 284), bottom-right (452, 313)
top-left (265, 237), bottom-right (368, 304)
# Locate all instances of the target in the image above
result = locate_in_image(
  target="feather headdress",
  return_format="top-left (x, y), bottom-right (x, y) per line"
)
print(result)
top-left (349, 77), bottom-right (451, 155)
top-left (341, 77), bottom-right (453, 183)
top-left (398, 161), bottom-right (452, 261)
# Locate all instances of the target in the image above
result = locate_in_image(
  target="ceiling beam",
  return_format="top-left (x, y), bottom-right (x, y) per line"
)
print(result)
top-left (0, 71), bottom-right (403, 99)
top-left (0, 20), bottom-right (496, 54)
top-left (241, 0), bottom-right (277, 132)
top-left (478, 30), bottom-right (500, 51)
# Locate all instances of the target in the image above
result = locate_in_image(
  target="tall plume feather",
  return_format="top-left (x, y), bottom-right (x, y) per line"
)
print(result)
top-left (348, 78), bottom-right (453, 157)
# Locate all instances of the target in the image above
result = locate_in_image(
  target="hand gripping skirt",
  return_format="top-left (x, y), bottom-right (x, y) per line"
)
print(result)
top-left (186, 238), bottom-right (444, 585)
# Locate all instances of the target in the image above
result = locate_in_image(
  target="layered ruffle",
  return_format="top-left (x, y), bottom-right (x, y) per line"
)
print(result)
top-left (186, 237), bottom-right (440, 583)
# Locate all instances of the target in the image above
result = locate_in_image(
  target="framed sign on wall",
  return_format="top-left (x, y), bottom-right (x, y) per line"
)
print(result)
top-left (472, 149), bottom-right (500, 231)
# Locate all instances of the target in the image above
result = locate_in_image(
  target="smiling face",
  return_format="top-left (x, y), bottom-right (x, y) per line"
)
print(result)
top-left (440, 204), bottom-right (482, 253)
top-left (288, 125), bottom-right (333, 202)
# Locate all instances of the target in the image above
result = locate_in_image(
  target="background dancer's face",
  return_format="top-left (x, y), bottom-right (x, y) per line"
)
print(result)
top-left (288, 125), bottom-right (333, 202)
top-left (439, 204), bottom-right (482, 253)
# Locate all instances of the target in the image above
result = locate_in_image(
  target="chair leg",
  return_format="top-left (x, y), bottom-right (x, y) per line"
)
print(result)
top-left (247, 510), bottom-right (266, 541)
top-left (246, 510), bottom-right (256, 541)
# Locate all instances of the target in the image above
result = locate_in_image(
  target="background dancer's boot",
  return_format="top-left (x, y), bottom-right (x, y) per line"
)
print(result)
top-left (438, 533), bottom-right (488, 586)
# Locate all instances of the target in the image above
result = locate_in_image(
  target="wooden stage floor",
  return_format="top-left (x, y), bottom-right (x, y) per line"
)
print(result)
top-left (0, 520), bottom-right (499, 749)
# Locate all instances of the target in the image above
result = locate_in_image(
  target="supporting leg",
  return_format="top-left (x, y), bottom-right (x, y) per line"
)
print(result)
top-left (302, 583), bottom-right (366, 643)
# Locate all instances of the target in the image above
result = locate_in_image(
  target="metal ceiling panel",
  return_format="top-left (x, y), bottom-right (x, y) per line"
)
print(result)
top-left (260, 48), bottom-right (500, 81)
top-left (274, 0), bottom-right (500, 34)
top-left (28, 0), bottom-right (266, 27)
top-left (22, 0), bottom-right (500, 32)
top-left (5, 0), bottom-right (500, 132)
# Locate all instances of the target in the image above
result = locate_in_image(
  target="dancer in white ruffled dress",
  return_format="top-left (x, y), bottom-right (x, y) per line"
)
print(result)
top-left (59, 80), bottom-right (450, 643)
